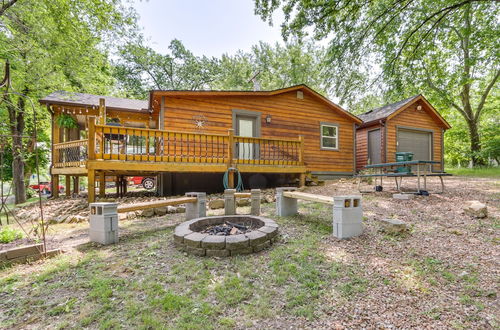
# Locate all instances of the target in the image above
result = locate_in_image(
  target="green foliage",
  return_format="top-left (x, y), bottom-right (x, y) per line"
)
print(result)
top-left (55, 114), bottom-right (78, 129)
top-left (113, 38), bottom-right (221, 99)
top-left (0, 226), bottom-right (24, 243)
top-left (254, 0), bottom-right (499, 165)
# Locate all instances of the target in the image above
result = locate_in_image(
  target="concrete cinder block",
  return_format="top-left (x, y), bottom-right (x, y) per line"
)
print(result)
top-left (276, 187), bottom-right (298, 217)
top-left (224, 189), bottom-right (236, 215)
top-left (250, 189), bottom-right (261, 216)
top-left (332, 195), bottom-right (363, 239)
top-left (185, 192), bottom-right (207, 220)
top-left (393, 193), bottom-right (414, 200)
top-left (89, 229), bottom-right (118, 245)
top-left (89, 202), bottom-right (119, 245)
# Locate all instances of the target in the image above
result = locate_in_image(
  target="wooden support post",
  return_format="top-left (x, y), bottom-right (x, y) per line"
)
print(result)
top-left (227, 129), bottom-right (234, 166)
top-left (88, 117), bottom-right (95, 160)
top-left (115, 176), bottom-right (120, 197)
top-left (298, 135), bottom-right (304, 165)
top-left (88, 170), bottom-right (95, 203)
top-left (98, 98), bottom-right (106, 125)
top-left (52, 175), bottom-right (59, 198)
top-left (65, 175), bottom-right (71, 197)
top-left (73, 176), bottom-right (79, 195)
top-left (99, 172), bottom-right (106, 198)
top-left (228, 170), bottom-right (235, 189)
top-left (299, 173), bottom-right (306, 187)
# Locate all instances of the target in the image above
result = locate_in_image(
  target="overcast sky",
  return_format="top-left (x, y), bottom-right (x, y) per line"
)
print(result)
top-left (133, 0), bottom-right (285, 57)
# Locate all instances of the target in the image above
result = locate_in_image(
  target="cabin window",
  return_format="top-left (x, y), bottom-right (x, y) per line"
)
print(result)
top-left (320, 123), bottom-right (339, 150)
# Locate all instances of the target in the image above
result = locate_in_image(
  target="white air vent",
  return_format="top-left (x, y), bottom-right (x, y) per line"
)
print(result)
top-left (297, 91), bottom-right (304, 99)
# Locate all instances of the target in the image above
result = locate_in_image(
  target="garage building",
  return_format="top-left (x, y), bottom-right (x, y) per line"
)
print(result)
top-left (356, 95), bottom-right (451, 171)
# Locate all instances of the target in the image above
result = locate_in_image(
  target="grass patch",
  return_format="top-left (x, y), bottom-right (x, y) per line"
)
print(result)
top-left (446, 167), bottom-right (500, 178)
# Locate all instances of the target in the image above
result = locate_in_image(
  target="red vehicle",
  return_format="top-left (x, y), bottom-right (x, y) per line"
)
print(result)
top-left (30, 182), bottom-right (64, 194)
top-left (129, 176), bottom-right (155, 190)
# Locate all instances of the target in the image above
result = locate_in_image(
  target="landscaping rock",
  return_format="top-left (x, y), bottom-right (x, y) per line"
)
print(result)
top-left (236, 198), bottom-right (250, 207)
top-left (264, 194), bottom-right (275, 203)
top-left (379, 218), bottom-right (409, 234)
top-left (225, 235), bottom-right (249, 250)
top-left (393, 193), bottom-right (414, 200)
top-left (206, 249), bottom-right (230, 257)
top-left (139, 208), bottom-right (155, 218)
top-left (464, 201), bottom-right (488, 218)
top-left (154, 206), bottom-right (168, 216)
top-left (201, 235), bottom-right (226, 249)
top-left (119, 213), bottom-right (127, 221)
top-left (185, 246), bottom-right (206, 256)
top-left (253, 240), bottom-right (271, 252)
top-left (230, 246), bottom-right (253, 255)
top-left (209, 199), bottom-right (225, 209)
top-left (183, 232), bottom-right (208, 248)
top-left (126, 212), bottom-right (137, 220)
top-left (176, 206), bottom-right (186, 213)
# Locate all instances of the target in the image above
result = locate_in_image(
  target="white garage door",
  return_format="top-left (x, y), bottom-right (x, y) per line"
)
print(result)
top-left (397, 129), bottom-right (432, 161)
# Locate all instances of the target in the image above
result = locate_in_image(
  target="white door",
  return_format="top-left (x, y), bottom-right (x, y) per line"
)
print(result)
top-left (237, 116), bottom-right (255, 159)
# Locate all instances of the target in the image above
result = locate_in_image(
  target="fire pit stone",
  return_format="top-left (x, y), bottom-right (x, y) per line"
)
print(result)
top-left (174, 215), bottom-right (278, 256)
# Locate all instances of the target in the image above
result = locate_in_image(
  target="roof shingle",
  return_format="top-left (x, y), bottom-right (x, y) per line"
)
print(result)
top-left (39, 91), bottom-right (148, 112)
top-left (358, 95), bottom-right (420, 123)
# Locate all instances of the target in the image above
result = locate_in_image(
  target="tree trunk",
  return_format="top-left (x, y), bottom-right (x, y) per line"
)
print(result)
top-left (4, 92), bottom-right (27, 204)
top-left (465, 118), bottom-right (484, 166)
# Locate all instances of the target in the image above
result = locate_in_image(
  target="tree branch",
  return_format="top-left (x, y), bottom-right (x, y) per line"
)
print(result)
top-left (0, 0), bottom-right (19, 17)
top-left (475, 68), bottom-right (500, 120)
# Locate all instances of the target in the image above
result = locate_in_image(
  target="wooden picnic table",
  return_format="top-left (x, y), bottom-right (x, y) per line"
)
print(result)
top-left (357, 160), bottom-right (451, 194)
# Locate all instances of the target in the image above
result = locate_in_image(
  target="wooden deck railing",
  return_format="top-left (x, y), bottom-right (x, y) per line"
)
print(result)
top-left (52, 120), bottom-right (304, 168)
top-left (53, 139), bottom-right (88, 168)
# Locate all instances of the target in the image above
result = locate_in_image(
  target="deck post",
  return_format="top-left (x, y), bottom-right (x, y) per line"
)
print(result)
top-left (65, 175), bottom-right (71, 197)
top-left (298, 135), bottom-right (304, 165)
top-left (73, 176), bottom-right (79, 195)
top-left (228, 170), bottom-right (235, 189)
top-left (88, 117), bottom-right (96, 160)
top-left (299, 173), bottom-right (306, 187)
top-left (88, 169), bottom-right (95, 203)
top-left (99, 172), bottom-right (106, 198)
top-left (52, 175), bottom-right (59, 198)
top-left (98, 98), bottom-right (106, 125)
top-left (227, 129), bottom-right (235, 189)
top-left (115, 176), bottom-right (120, 197)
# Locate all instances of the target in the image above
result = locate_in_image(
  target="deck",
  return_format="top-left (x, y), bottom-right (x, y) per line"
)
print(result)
top-left (51, 120), bottom-right (307, 201)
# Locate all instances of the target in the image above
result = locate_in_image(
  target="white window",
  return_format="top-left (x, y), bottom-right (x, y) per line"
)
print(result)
top-left (320, 123), bottom-right (339, 150)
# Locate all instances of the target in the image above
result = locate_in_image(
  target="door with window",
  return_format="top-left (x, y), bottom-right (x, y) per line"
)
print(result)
top-left (235, 115), bottom-right (258, 159)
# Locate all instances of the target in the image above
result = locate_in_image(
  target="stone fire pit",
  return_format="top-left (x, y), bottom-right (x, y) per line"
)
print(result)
top-left (174, 215), bottom-right (279, 257)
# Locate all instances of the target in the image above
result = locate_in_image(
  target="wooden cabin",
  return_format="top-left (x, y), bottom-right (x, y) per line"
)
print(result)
top-left (355, 95), bottom-right (451, 171)
top-left (40, 85), bottom-right (362, 202)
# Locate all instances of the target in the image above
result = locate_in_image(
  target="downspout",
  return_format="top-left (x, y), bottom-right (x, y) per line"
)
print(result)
top-left (379, 119), bottom-right (387, 162)
top-left (353, 123), bottom-right (357, 175)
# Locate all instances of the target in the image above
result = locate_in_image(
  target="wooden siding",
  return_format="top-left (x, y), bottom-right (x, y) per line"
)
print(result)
top-left (355, 123), bottom-right (383, 170)
top-left (386, 102), bottom-right (443, 171)
top-left (156, 90), bottom-right (357, 173)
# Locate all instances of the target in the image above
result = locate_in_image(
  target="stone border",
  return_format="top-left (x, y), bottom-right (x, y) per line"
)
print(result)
top-left (0, 244), bottom-right (61, 266)
top-left (174, 215), bottom-right (278, 257)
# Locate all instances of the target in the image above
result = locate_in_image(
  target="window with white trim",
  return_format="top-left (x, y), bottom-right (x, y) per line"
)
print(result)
top-left (320, 123), bottom-right (338, 150)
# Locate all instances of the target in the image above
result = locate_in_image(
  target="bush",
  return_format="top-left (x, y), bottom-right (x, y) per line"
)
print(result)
top-left (0, 226), bottom-right (24, 243)
top-left (26, 187), bottom-right (37, 199)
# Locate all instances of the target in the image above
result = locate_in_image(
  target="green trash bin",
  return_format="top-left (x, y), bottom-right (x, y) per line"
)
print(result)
top-left (395, 152), bottom-right (413, 173)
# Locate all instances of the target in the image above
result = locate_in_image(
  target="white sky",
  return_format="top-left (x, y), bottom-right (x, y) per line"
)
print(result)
top-left (133, 0), bottom-right (286, 57)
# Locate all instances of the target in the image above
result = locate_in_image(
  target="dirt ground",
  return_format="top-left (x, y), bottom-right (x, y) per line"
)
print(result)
top-left (0, 176), bottom-right (498, 329)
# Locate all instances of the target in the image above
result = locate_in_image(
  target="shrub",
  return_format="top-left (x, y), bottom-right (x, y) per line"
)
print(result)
top-left (0, 226), bottom-right (24, 243)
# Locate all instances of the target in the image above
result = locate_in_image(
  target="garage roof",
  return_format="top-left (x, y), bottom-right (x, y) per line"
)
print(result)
top-left (359, 94), bottom-right (451, 129)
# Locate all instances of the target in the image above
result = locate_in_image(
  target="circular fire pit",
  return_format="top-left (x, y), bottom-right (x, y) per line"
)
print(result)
top-left (174, 215), bottom-right (278, 257)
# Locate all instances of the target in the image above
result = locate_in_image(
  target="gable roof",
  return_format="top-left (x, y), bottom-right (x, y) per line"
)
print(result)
top-left (359, 94), bottom-right (451, 129)
top-left (40, 91), bottom-right (149, 113)
top-left (149, 84), bottom-right (362, 124)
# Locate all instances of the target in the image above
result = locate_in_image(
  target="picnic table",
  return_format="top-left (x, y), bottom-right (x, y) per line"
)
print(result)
top-left (356, 160), bottom-right (452, 194)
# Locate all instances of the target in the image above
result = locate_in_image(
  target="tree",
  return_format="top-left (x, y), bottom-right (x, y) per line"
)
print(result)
top-left (113, 38), bottom-right (221, 99)
top-left (0, 0), bottom-right (136, 203)
top-left (214, 40), bottom-right (328, 94)
top-left (255, 0), bottom-right (499, 165)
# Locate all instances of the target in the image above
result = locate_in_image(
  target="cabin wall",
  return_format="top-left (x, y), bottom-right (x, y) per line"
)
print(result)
top-left (386, 103), bottom-right (443, 171)
top-left (160, 90), bottom-right (357, 174)
top-left (355, 123), bottom-right (383, 171)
